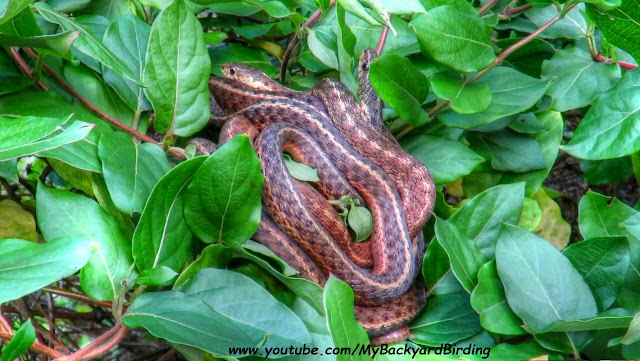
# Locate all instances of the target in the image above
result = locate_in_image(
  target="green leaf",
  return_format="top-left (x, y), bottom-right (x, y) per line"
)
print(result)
top-left (307, 26), bottom-right (339, 69)
top-left (438, 67), bottom-right (551, 129)
top-left (102, 13), bottom-right (152, 113)
top-left (531, 188), bottom-right (571, 250)
top-left (471, 260), bottom-right (526, 335)
top-left (0, 237), bottom-right (93, 304)
top-left (410, 5), bottom-right (494, 72)
top-left (184, 135), bottom-right (263, 244)
top-left (0, 0), bottom-right (32, 25)
top-left (143, 0), bottom-right (210, 136)
top-left (581, 157), bottom-right (634, 185)
top-left (539, 309), bottom-right (632, 333)
top-left (619, 214), bottom-right (640, 311)
top-left (0, 115), bottom-right (67, 148)
top-left (369, 54), bottom-right (430, 126)
top-left (578, 190), bottom-right (636, 239)
top-left (496, 224), bottom-right (598, 333)
top-left (0, 50), bottom-right (30, 95)
top-left (36, 185), bottom-right (133, 301)
top-left (336, 3), bottom-right (357, 94)
top-left (209, 43), bottom-right (276, 76)
top-left (587, 2), bottom-right (640, 62)
top-left (336, 0), bottom-right (382, 28)
top-left (518, 197), bottom-right (542, 231)
top-left (623, 312), bottom-right (640, 344)
top-left (449, 183), bottom-right (525, 258)
top-left (233, 241), bottom-right (325, 314)
top-left (133, 156), bottom-right (205, 273)
top-left (542, 47), bottom-right (621, 112)
top-left (430, 72), bottom-right (492, 114)
top-left (63, 65), bottom-right (136, 128)
top-left (174, 244), bottom-right (231, 288)
top-left (502, 111), bottom-right (564, 195)
top-left (1, 321), bottom-right (35, 361)
top-left (0, 91), bottom-right (106, 172)
top-left (136, 266), bottom-right (178, 286)
top-left (347, 204), bottom-right (373, 242)
top-left (423, 238), bottom-right (464, 296)
top-left (0, 31), bottom-right (78, 58)
top-left (98, 131), bottom-right (171, 216)
top-left (526, 4), bottom-right (588, 39)
top-left (178, 268), bottom-right (313, 349)
top-left (322, 276), bottom-right (371, 361)
top-left (475, 130), bottom-right (547, 173)
top-left (284, 154), bottom-right (319, 182)
top-left (33, 2), bottom-right (140, 84)
top-left (0, 199), bottom-right (36, 241)
top-left (0, 160), bottom-right (17, 182)
top-left (0, 120), bottom-right (94, 162)
top-left (123, 291), bottom-right (262, 355)
top-left (410, 292), bottom-right (482, 346)
top-left (434, 217), bottom-right (487, 293)
top-left (564, 237), bottom-right (630, 311)
top-left (562, 70), bottom-right (640, 159)
top-left (401, 135), bottom-right (484, 184)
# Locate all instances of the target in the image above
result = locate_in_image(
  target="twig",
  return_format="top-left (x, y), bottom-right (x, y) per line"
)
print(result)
top-left (15, 299), bottom-right (68, 352)
top-left (0, 332), bottom-right (65, 359)
top-left (42, 287), bottom-right (113, 309)
top-left (395, 3), bottom-right (576, 140)
top-left (20, 48), bottom-right (186, 160)
top-left (0, 312), bottom-right (12, 333)
top-left (376, 15), bottom-right (392, 56)
top-left (593, 54), bottom-right (637, 69)
top-left (8, 47), bottom-right (48, 91)
top-left (468, 4), bottom-right (577, 83)
top-left (478, 0), bottom-right (499, 15)
top-left (502, 4), bottom-right (532, 16)
top-left (66, 324), bottom-right (127, 361)
top-left (279, 0), bottom-right (336, 81)
top-left (0, 178), bottom-right (19, 202)
top-left (1, 306), bottom-right (97, 320)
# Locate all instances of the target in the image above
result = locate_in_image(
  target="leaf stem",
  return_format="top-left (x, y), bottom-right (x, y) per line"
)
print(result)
top-left (592, 54), bottom-right (638, 69)
top-left (501, 4), bottom-right (532, 17)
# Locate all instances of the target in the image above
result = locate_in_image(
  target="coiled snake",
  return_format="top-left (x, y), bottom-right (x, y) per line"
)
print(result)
top-left (208, 49), bottom-right (436, 343)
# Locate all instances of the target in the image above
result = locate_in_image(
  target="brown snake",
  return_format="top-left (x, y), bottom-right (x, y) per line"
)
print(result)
top-left (208, 50), bottom-right (436, 342)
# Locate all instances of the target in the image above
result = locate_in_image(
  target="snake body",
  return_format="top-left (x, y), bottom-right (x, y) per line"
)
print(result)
top-left (208, 50), bottom-right (435, 341)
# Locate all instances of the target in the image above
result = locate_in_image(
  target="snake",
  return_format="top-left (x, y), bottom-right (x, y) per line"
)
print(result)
top-left (208, 50), bottom-right (435, 341)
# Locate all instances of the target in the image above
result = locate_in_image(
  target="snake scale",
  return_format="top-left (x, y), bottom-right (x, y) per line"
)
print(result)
top-left (208, 49), bottom-right (436, 344)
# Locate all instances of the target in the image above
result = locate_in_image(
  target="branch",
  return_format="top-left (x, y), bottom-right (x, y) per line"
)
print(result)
top-left (376, 14), bottom-right (392, 56)
top-left (279, 0), bottom-right (336, 81)
top-left (501, 4), bottom-right (532, 16)
top-left (21, 48), bottom-right (186, 160)
top-left (65, 324), bottom-right (128, 361)
top-left (478, 0), bottom-right (499, 15)
top-left (8, 47), bottom-right (48, 91)
top-left (593, 54), bottom-right (637, 69)
top-left (43, 286), bottom-right (114, 309)
top-left (0, 332), bottom-right (66, 359)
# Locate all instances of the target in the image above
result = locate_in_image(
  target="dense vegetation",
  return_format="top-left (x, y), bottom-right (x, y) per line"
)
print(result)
top-left (1, 0), bottom-right (640, 359)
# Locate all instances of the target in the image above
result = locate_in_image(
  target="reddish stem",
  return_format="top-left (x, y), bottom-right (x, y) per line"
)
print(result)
top-left (478, 0), bottom-right (499, 15)
top-left (593, 54), bottom-right (637, 69)
top-left (65, 324), bottom-right (127, 361)
top-left (0, 332), bottom-right (66, 359)
top-left (502, 4), bottom-right (532, 16)
top-left (279, 0), bottom-right (336, 81)
top-left (9, 48), bottom-right (49, 91)
top-left (376, 15), bottom-right (392, 56)
top-left (43, 286), bottom-right (114, 309)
